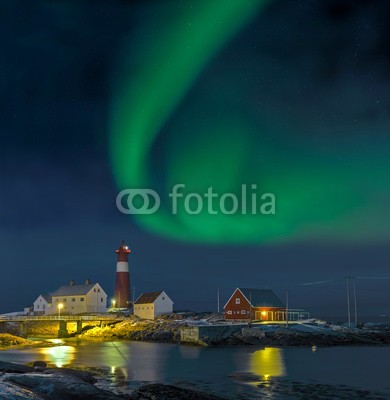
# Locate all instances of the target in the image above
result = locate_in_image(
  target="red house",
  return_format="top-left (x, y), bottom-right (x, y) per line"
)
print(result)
top-left (224, 288), bottom-right (286, 321)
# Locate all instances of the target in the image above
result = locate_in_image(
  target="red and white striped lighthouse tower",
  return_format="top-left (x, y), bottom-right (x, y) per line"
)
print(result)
top-left (114, 241), bottom-right (131, 308)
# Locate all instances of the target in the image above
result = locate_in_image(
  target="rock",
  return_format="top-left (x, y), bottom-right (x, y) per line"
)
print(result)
top-left (129, 383), bottom-right (226, 400)
top-left (0, 361), bottom-right (34, 373)
top-left (6, 373), bottom-right (124, 400)
top-left (43, 367), bottom-right (96, 383)
top-left (0, 380), bottom-right (44, 399)
top-left (32, 361), bottom-right (47, 372)
top-left (32, 361), bottom-right (47, 369)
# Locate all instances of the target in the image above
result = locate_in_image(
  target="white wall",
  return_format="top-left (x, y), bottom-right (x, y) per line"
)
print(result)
top-left (47, 284), bottom-right (107, 315)
top-left (49, 295), bottom-right (87, 315)
top-left (33, 295), bottom-right (49, 314)
top-left (134, 303), bottom-right (155, 320)
top-left (85, 283), bottom-right (107, 313)
top-left (154, 291), bottom-right (173, 317)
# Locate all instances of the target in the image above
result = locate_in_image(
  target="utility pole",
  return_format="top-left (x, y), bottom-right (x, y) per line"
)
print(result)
top-left (285, 284), bottom-right (289, 328)
top-left (352, 277), bottom-right (358, 326)
top-left (249, 290), bottom-right (252, 323)
top-left (217, 287), bottom-right (220, 313)
top-left (346, 276), bottom-right (351, 327)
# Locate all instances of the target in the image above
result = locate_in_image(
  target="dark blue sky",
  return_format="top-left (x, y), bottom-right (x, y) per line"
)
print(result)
top-left (0, 0), bottom-right (389, 320)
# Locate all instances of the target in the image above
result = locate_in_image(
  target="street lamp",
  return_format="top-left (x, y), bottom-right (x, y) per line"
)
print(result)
top-left (58, 303), bottom-right (63, 319)
top-left (111, 299), bottom-right (116, 309)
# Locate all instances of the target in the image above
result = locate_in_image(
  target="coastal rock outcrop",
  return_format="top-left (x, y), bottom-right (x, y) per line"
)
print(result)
top-left (128, 383), bottom-right (225, 400)
top-left (0, 361), bottom-right (227, 400)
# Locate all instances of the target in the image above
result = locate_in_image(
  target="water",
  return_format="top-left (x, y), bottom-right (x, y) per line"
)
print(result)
top-left (1, 339), bottom-right (390, 398)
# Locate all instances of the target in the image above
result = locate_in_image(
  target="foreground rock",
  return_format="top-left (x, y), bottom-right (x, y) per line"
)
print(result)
top-left (6, 373), bottom-right (123, 400)
top-left (0, 361), bottom-right (227, 400)
top-left (128, 384), bottom-right (225, 400)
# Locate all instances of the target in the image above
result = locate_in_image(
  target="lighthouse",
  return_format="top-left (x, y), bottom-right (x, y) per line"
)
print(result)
top-left (114, 241), bottom-right (131, 308)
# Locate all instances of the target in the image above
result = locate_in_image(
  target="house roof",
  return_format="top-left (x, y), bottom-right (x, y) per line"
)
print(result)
top-left (134, 291), bottom-right (163, 305)
top-left (239, 288), bottom-right (284, 308)
top-left (50, 283), bottom-right (97, 297)
top-left (35, 294), bottom-right (51, 303)
top-left (42, 294), bottom-right (52, 303)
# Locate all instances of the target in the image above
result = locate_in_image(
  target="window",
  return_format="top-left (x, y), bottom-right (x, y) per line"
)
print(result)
top-left (55, 299), bottom-right (59, 302)
top-left (162, 296), bottom-right (165, 300)
top-left (98, 289), bottom-right (100, 292)
top-left (241, 310), bottom-right (246, 314)
top-left (94, 289), bottom-right (96, 292)
top-left (37, 305), bottom-right (40, 309)
top-left (227, 310), bottom-right (232, 315)
top-left (100, 298), bottom-right (103, 302)
top-left (71, 298), bottom-right (75, 302)
top-left (80, 298), bottom-right (85, 302)
top-left (63, 298), bottom-right (67, 302)
top-left (235, 298), bottom-right (240, 304)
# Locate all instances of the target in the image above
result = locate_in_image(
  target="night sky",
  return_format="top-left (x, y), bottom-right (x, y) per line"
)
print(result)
top-left (1, 0), bottom-right (389, 319)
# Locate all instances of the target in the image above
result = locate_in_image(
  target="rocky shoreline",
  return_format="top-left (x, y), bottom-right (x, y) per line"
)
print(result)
top-left (0, 361), bottom-right (225, 400)
top-left (2, 314), bottom-right (390, 348)
top-left (78, 314), bottom-right (390, 347)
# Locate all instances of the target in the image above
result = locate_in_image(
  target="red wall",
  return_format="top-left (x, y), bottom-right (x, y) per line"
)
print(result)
top-left (224, 289), bottom-right (251, 320)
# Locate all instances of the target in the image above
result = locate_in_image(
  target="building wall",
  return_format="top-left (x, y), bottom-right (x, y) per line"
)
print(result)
top-left (154, 292), bottom-right (173, 317)
top-left (251, 307), bottom-right (286, 321)
top-left (49, 295), bottom-right (88, 315)
top-left (134, 292), bottom-right (174, 320)
top-left (224, 289), bottom-right (251, 320)
top-left (134, 303), bottom-right (155, 320)
top-left (47, 284), bottom-right (107, 315)
top-left (85, 284), bottom-right (107, 313)
top-left (33, 296), bottom-right (49, 314)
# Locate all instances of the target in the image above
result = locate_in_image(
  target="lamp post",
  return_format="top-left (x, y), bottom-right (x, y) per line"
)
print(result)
top-left (58, 303), bottom-right (63, 319)
top-left (112, 299), bottom-right (116, 309)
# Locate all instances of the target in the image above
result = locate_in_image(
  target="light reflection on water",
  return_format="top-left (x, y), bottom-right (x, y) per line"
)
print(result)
top-left (249, 348), bottom-right (286, 381)
top-left (40, 345), bottom-right (76, 368)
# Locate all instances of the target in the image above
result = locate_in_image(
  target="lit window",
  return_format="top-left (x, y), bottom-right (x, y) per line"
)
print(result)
top-left (227, 310), bottom-right (232, 315)
top-left (241, 310), bottom-right (245, 314)
top-left (235, 298), bottom-right (240, 304)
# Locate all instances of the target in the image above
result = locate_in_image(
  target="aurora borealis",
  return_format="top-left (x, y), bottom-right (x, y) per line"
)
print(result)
top-left (110, 0), bottom-right (389, 244)
top-left (1, 0), bottom-right (389, 316)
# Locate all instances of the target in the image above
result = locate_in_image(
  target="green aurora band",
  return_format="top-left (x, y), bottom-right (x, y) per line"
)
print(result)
top-left (110, 0), bottom-right (389, 244)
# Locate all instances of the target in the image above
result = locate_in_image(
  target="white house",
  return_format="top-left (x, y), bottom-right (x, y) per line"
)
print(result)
top-left (33, 294), bottom-right (52, 315)
top-left (134, 291), bottom-right (173, 320)
top-left (47, 280), bottom-right (107, 315)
